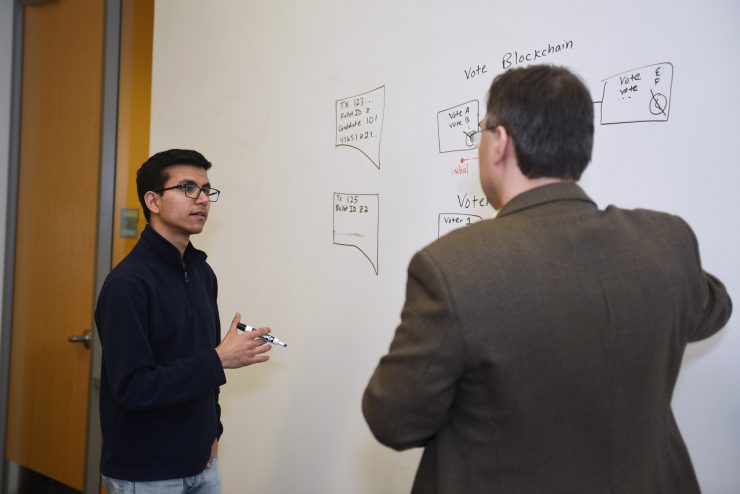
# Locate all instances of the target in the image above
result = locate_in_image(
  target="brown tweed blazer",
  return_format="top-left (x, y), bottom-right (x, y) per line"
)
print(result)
top-left (363, 182), bottom-right (732, 494)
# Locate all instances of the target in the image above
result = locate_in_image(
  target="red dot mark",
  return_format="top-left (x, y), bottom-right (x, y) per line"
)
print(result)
top-left (459, 157), bottom-right (478, 163)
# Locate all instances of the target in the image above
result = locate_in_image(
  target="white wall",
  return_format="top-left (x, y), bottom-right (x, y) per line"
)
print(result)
top-left (150, 1), bottom-right (740, 492)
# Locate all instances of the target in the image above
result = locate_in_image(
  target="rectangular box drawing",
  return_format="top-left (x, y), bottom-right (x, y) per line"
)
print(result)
top-left (333, 193), bottom-right (379, 274)
top-left (600, 62), bottom-right (673, 125)
top-left (336, 86), bottom-right (385, 169)
top-left (437, 100), bottom-right (479, 153)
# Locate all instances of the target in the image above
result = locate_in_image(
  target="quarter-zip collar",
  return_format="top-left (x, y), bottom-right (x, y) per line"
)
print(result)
top-left (138, 225), bottom-right (208, 275)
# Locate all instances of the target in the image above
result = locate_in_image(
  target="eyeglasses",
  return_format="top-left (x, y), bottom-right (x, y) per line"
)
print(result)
top-left (155, 183), bottom-right (221, 202)
top-left (467, 119), bottom-right (497, 148)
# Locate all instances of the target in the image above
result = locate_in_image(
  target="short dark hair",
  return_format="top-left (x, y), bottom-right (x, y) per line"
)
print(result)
top-left (485, 65), bottom-right (594, 180)
top-left (136, 149), bottom-right (212, 223)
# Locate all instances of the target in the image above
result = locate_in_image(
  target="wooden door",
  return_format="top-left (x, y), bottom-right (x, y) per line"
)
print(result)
top-left (5, 0), bottom-right (104, 490)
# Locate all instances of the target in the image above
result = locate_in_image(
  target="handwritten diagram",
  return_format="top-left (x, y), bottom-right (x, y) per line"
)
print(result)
top-left (335, 86), bottom-right (385, 169)
top-left (333, 193), bottom-right (379, 275)
top-left (438, 213), bottom-right (482, 238)
top-left (598, 62), bottom-right (673, 124)
top-left (437, 100), bottom-right (480, 153)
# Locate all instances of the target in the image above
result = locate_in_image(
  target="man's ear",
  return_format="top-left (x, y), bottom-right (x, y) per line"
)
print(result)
top-left (492, 125), bottom-right (511, 163)
top-left (143, 191), bottom-right (160, 217)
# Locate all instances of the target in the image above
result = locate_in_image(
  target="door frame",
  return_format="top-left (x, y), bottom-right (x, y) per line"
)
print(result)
top-left (0, 1), bottom-right (122, 493)
top-left (0, 0), bottom-right (24, 487)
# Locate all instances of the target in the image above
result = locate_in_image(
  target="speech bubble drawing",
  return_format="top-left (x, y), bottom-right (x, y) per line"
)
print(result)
top-left (438, 213), bottom-right (483, 238)
top-left (333, 193), bottom-right (379, 274)
top-left (437, 100), bottom-right (480, 153)
top-left (335, 86), bottom-right (385, 169)
top-left (599, 62), bottom-right (673, 124)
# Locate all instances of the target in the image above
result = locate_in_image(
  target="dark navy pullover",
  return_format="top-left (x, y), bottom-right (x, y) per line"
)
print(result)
top-left (95, 226), bottom-right (226, 481)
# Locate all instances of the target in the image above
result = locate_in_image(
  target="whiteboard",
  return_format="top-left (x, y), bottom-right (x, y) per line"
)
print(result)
top-left (149, 1), bottom-right (740, 492)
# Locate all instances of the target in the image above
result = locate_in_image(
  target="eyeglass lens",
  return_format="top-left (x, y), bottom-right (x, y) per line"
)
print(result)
top-left (183, 184), bottom-right (219, 201)
top-left (472, 131), bottom-right (483, 147)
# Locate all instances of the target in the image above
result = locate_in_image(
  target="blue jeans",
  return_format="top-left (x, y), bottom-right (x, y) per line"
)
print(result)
top-left (103, 458), bottom-right (221, 494)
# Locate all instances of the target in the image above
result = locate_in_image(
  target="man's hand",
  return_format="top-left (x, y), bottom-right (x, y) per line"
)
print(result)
top-left (216, 313), bottom-right (272, 369)
top-left (206, 439), bottom-right (218, 468)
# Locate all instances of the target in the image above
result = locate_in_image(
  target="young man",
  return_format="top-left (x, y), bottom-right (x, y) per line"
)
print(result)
top-left (96, 149), bottom-right (271, 493)
top-left (363, 66), bottom-right (732, 493)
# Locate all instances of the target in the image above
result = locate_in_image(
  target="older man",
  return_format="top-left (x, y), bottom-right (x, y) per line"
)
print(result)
top-left (363, 65), bottom-right (732, 494)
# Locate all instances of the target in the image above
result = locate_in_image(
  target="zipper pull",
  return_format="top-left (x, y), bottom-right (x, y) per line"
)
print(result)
top-left (182, 260), bottom-right (189, 283)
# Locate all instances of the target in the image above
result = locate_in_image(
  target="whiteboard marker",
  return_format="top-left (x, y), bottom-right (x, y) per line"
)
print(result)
top-left (237, 322), bottom-right (287, 347)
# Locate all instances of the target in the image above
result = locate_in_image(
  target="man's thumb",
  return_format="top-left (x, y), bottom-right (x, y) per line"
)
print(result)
top-left (228, 312), bottom-right (241, 334)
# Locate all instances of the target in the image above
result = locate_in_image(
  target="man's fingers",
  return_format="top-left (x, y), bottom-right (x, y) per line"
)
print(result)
top-left (245, 342), bottom-right (272, 357)
top-left (243, 327), bottom-right (271, 345)
top-left (251, 343), bottom-right (273, 355)
top-left (228, 312), bottom-right (242, 333)
top-left (251, 326), bottom-right (271, 337)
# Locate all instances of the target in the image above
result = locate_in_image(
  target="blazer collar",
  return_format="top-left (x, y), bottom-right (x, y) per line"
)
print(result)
top-left (496, 182), bottom-right (596, 219)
